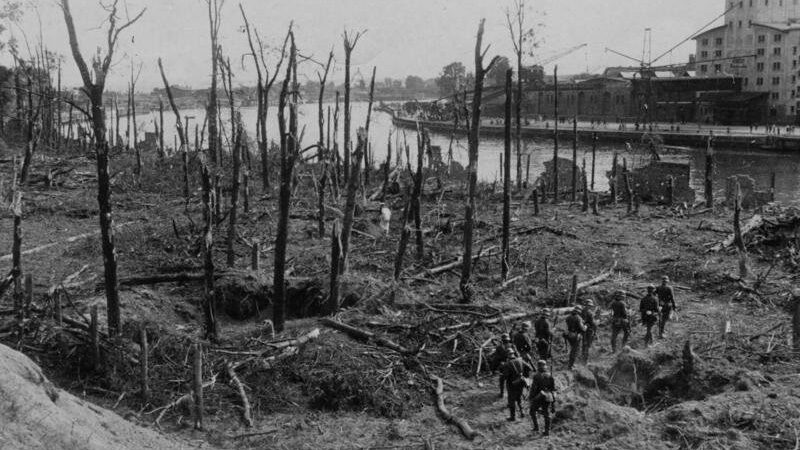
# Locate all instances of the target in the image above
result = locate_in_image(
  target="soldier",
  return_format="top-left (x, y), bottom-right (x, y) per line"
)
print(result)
top-left (656, 276), bottom-right (677, 338)
top-left (513, 321), bottom-right (534, 363)
top-left (533, 309), bottom-right (553, 361)
top-left (610, 290), bottom-right (631, 353)
top-left (639, 285), bottom-right (660, 346)
top-left (501, 349), bottom-right (532, 421)
top-left (580, 298), bottom-right (597, 363)
top-left (490, 333), bottom-right (514, 397)
top-left (529, 360), bottom-right (557, 436)
top-left (564, 306), bottom-right (586, 369)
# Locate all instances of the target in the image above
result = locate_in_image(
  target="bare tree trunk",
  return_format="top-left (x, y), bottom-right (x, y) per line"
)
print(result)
top-left (571, 116), bottom-right (578, 202)
top-left (158, 98), bottom-right (165, 158)
top-left (413, 130), bottom-right (425, 260)
top-left (340, 131), bottom-right (365, 274)
top-left (460, 20), bottom-right (498, 304)
top-left (157, 58), bottom-right (189, 204)
top-left (11, 190), bottom-right (22, 320)
top-left (316, 52), bottom-right (333, 239)
top-left (130, 70), bottom-right (141, 178)
top-left (200, 158), bottom-right (218, 341)
top-left (363, 66), bottom-right (376, 187)
top-left (502, 68), bottom-right (512, 281)
top-left (705, 135), bottom-right (714, 208)
top-left (611, 152), bottom-right (618, 204)
top-left (332, 92), bottom-right (341, 199)
top-left (733, 180), bottom-right (748, 278)
top-left (552, 66), bottom-right (559, 203)
top-left (328, 220), bottom-right (342, 313)
top-left (273, 33), bottom-right (297, 333)
top-left (382, 133), bottom-right (392, 200)
top-left (227, 119), bottom-right (242, 267)
top-left (394, 186), bottom-right (412, 280)
top-left (582, 159), bottom-right (589, 213)
top-left (591, 132), bottom-right (597, 190)
top-left (343, 31), bottom-right (363, 185)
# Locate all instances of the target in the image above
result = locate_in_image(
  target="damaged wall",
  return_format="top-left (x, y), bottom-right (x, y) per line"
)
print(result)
top-left (611, 161), bottom-right (695, 204)
top-left (724, 175), bottom-right (772, 209)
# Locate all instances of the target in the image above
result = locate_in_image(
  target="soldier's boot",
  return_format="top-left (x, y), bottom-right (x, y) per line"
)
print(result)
top-left (531, 412), bottom-right (539, 432)
top-left (517, 401), bottom-right (524, 418)
top-left (507, 403), bottom-right (516, 421)
top-left (543, 413), bottom-right (551, 436)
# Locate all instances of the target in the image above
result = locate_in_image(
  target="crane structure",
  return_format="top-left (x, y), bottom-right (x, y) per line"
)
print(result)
top-left (534, 43), bottom-right (588, 68)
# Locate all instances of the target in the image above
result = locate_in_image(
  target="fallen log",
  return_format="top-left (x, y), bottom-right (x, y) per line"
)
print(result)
top-left (153, 374), bottom-right (218, 427)
top-left (423, 246), bottom-right (498, 277)
top-left (494, 269), bottom-right (536, 293)
top-left (576, 262), bottom-right (617, 292)
top-left (431, 376), bottom-right (478, 440)
top-left (225, 362), bottom-right (253, 428)
top-left (711, 214), bottom-right (763, 252)
top-left (320, 318), bottom-right (413, 354)
top-left (0, 221), bottom-right (138, 263)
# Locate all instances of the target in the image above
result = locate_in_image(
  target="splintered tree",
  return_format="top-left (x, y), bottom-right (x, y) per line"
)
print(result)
top-left (364, 66), bottom-right (376, 186)
top-left (502, 68), bottom-right (512, 281)
top-left (342, 29), bottom-right (364, 184)
top-left (59, 0), bottom-right (144, 336)
top-left (317, 51), bottom-right (334, 238)
top-left (157, 58), bottom-right (189, 204)
top-left (460, 20), bottom-right (500, 303)
top-left (273, 31), bottom-right (297, 333)
top-left (239, 6), bottom-right (291, 191)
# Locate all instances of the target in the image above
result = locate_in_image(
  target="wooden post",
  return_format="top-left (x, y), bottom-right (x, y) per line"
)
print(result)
top-left (682, 340), bottom-right (694, 377)
top-left (533, 189), bottom-right (540, 216)
top-left (140, 323), bottom-right (150, 403)
top-left (329, 220), bottom-right (342, 313)
top-left (251, 242), bottom-right (259, 271)
top-left (90, 305), bottom-right (100, 370)
top-left (705, 134), bottom-right (714, 208)
top-left (502, 68), bottom-right (512, 281)
top-left (552, 66), bottom-right (560, 203)
top-left (611, 152), bottom-right (618, 205)
top-left (193, 342), bottom-right (204, 430)
top-left (733, 180), bottom-right (748, 278)
top-left (666, 176), bottom-right (674, 206)
top-left (625, 173), bottom-right (634, 214)
top-left (544, 256), bottom-right (550, 289)
top-left (634, 194), bottom-right (641, 215)
top-left (770, 172), bottom-right (776, 202)
top-left (581, 159), bottom-right (589, 213)
top-left (394, 187), bottom-right (412, 281)
top-left (571, 116), bottom-right (578, 202)
top-left (525, 153), bottom-right (531, 188)
top-left (592, 193), bottom-right (599, 215)
top-left (590, 132), bottom-right (597, 190)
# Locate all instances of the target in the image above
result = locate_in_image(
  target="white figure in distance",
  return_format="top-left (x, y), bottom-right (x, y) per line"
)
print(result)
top-left (379, 203), bottom-right (391, 235)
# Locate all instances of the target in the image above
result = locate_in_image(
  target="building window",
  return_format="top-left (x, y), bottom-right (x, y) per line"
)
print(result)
top-left (757, 62), bottom-right (765, 71)
top-left (701, 50), bottom-right (708, 58)
top-left (794, 60), bottom-right (798, 68)
top-left (757, 48), bottom-right (766, 56)
top-left (757, 77), bottom-right (764, 85)
top-left (773, 61), bottom-right (782, 70)
top-left (702, 38), bottom-right (709, 46)
top-left (715, 38), bottom-right (723, 46)
top-left (772, 92), bottom-right (780, 100)
top-left (794, 46), bottom-right (798, 55)
top-left (773, 76), bottom-right (781, 85)
top-left (792, 106), bottom-right (795, 113)
top-left (745, 77), bottom-right (749, 86)
top-left (714, 50), bottom-right (723, 57)
top-left (774, 47), bottom-right (782, 56)
top-left (715, 64), bottom-right (722, 72)
top-left (775, 34), bottom-right (783, 42)
top-left (758, 35), bottom-right (766, 43)
top-left (700, 64), bottom-right (708, 73)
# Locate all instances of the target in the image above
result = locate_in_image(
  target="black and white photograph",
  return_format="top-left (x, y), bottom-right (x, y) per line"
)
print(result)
top-left (0, 1), bottom-right (799, 448)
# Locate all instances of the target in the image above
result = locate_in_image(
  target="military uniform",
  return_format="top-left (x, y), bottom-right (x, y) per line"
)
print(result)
top-left (529, 362), bottom-right (556, 436)
top-left (564, 309), bottom-right (586, 369)
top-left (513, 323), bottom-right (534, 363)
top-left (501, 355), bottom-right (532, 421)
top-left (639, 288), bottom-right (659, 346)
top-left (533, 314), bottom-right (553, 360)
top-left (610, 294), bottom-right (631, 352)
top-left (656, 279), bottom-right (677, 338)
top-left (491, 335), bottom-right (514, 397)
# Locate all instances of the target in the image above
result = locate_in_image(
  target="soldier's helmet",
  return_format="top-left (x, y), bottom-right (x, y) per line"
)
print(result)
top-left (583, 298), bottom-right (595, 307)
top-left (501, 333), bottom-right (511, 342)
top-left (647, 285), bottom-right (656, 292)
top-left (572, 305), bottom-right (582, 313)
top-left (541, 308), bottom-right (552, 317)
top-left (508, 348), bottom-right (518, 358)
top-left (536, 360), bottom-right (547, 370)
top-left (661, 275), bottom-right (670, 282)
top-left (522, 321), bottom-right (532, 329)
top-left (614, 290), bottom-right (627, 300)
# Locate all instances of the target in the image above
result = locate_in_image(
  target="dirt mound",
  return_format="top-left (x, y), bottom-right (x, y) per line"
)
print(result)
top-left (0, 343), bottom-right (191, 450)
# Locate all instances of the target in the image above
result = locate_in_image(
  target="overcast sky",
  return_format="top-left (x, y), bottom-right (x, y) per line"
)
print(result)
top-left (5, 0), bottom-right (722, 91)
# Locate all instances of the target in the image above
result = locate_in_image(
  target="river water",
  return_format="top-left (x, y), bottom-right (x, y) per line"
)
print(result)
top-left (125, 102), bottom-right (800, 205)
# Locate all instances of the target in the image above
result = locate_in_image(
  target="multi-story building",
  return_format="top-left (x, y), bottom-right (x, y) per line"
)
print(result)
top-left (694, 0), bottom-right (800, 122)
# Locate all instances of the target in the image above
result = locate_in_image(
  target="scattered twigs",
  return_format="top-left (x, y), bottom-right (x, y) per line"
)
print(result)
top-left (430, 375), bottom-right (478, 440)
top-left (0, 221), bottom-right (138, 263)
top-left (711, 214), bottom-right (763, 252)
top-left (576, 262), bottom-right (617, 292)
top-left (153, 373), bottom-right (218, 427)
top-left (475, 336), bottom-right (493, 378)
top-left (424, 246), bottom-right (499, 277)
top-left (226, 361), bottom-right (253, 428)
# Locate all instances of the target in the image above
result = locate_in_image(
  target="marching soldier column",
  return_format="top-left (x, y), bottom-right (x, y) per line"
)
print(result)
top-left (486, 275), bottom-right (679, 437)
